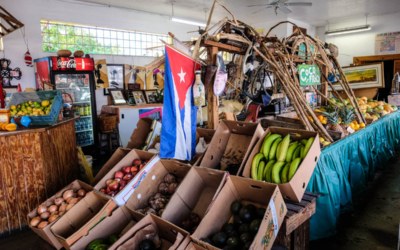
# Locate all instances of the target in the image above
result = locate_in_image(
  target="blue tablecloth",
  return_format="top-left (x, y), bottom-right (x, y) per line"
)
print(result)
top-left (306, 110), bottom-right (400, 240)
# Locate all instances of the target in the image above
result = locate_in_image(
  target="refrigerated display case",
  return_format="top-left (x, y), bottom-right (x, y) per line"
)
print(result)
top-left (34, 57), bottom-right (98, 153)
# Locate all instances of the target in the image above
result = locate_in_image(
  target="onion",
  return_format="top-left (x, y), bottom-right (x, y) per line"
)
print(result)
top-left (37, 221), bottom-right (49, 229)
top-left (54, 197), bottom-right (64, 206)
top-left (66, 203), bottom-right (75, 211)
top-left (59, 203), bottom-right (68, 212)
top-left (68, 198), bottom-right (79, 204)
top-left (37, 205), bottom-right (48, 215)
top-left (49, 205), bottom-right (58, 213)
top-left (59, 211), bottom-right (64, 217)
top-left (66, 197), bottom-right (74, 204)
top-left (77, 188), bottom-right (87, 197)
top-left (40, 211), bottom-right (50, 221)
top-left (62, 190), bottom-right (74, 200)
top-left (30, 217), bottom-right (41, 227)
top-left (48, 215), bottom-right (59, 223)
top-left (51, 211), bottom-right (59, 216)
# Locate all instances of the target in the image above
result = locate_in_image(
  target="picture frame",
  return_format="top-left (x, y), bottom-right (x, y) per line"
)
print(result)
top-left (109, 89), bottom-right (127, 105)
top-left (104, 64), bottom-right (125, 95)
top-left (329, 62), bottom-right (384, 91)
top-left (144, 89), bottom-right (158, 103)
top-left (130, 90), bottom-right (147, 105)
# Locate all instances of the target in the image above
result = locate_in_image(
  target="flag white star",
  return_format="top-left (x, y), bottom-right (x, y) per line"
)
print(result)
top-left (177, 68), bottom-right (186, 83)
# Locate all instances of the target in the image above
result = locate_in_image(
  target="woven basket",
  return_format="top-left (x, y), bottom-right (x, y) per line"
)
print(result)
top-left (98, 114), bottom-right (117, 133)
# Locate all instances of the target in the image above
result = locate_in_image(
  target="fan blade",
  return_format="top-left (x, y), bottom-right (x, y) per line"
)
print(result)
top-left (252, 7), bottom-right (269, 14)
top-left (248, 3), bottom-right (270, 7)
top-left (285, 2), bottom-right (312, 6)
top-left (278, 4), bottom-right (292, 14)
top-left (269, 0), bottom-right (280, 4)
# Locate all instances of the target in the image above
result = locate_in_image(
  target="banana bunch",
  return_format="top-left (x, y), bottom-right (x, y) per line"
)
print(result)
top-left (251, 132), bottom-right (314, 184)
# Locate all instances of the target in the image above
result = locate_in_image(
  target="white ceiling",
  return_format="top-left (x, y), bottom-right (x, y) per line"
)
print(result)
top-left (75, 0), bottom-right (400, 26)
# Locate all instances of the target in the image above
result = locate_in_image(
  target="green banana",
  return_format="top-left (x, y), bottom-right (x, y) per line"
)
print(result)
top-left (278, 134), bottom-right (291, 162)
top-left (288, 158), bottom-right (302, 181)
top-left (276, 141), bottom-right (282, 161)
top-left (281, 162), bottom-right (291, 183)
top-left (271, 162), bottom-right (286, 184)
top-left (257, 161), bottom-right (266, 181)
top-left (260, 132), bottom-right (272, 153)
top-left (269, 138), bottom-right (282, 161)
top-left (301, 137), bottom-right (314, 159)
top-left (286, 141), bottom-right (299, 162)
top-left (292, 145), bottom-right (301, 161)
top-left (300, 139), bottom-right (308, 145)
top-left (251, 153), bottom-right (264, 180)
top-left (300, 145), bottom-right (305, 159)
top-left (262, 134), bottom-right (281, 160)
top-left (264, 160), bottom-right (276, 182)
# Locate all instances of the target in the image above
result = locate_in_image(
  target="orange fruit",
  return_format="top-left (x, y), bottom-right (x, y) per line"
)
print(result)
top-left (350, 123), bottom-right (356, 130)
top-left (354, 124), bottom-right (360, 130)
top-left (360, 122), bottom-right (366, 128)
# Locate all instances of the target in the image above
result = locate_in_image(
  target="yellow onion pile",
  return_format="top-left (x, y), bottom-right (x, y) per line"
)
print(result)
top-left (30, 188), bottom-right (88, 229)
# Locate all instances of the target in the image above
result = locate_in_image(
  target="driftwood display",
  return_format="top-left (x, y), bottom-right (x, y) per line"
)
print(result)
top-left (0, 6), bottom-right (24, 38)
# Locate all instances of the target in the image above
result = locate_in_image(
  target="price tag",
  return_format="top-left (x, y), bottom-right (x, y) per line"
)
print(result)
top-left (347, 126), bottom-right (355, 134)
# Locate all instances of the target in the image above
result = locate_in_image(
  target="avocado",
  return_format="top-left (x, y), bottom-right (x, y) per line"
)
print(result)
top-left (239, 206), bottom-right (255, 223)
top-left (234, 214), bottom-right (243, 225)
top-left (212, 232), bottom-right (228, 247)
top-left (240, 233), bottom-right (254, 244)
top-left (139, 239), bottom-right (156, 250)
top-left (256, 208), bottom-right (266, 219)
top-left (239, 223), bottom-right (250, 234)
top-left (250, 219), bottom-right (261, 233)
top-left (226, 236), bottom-right (240, 247)
top-left (245, 204), bottom-right (256, 213)
top-left (242, 241), bottom-right (252, 250)
top-left (200, 238), bottom-right (213, 245)
top-left (228, 230), bottom-right (240, 237)
top-left (86, 239), bottom-right (106, 250)
top-left (223, 223), bottom-right (236, 234)
top-left (93, 244), bottom-right (110, 250)
top-left (108, 234), bottom-right (119, 244)
top-left (230, 201), bottom-right (242, 215)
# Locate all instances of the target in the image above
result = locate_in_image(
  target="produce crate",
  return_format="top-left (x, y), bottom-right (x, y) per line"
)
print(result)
top-left (5, 90), bottom-right (63, 126)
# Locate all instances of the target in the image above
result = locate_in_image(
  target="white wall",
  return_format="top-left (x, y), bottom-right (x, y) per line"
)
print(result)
top-left (318, 12), bottom-right (400, 66)
top-left (1, 0), bottom-right (194, 113)
top-left (253, 18), bottom-right (317, 40)
top-left (287, 18), bottom-right (317, 38)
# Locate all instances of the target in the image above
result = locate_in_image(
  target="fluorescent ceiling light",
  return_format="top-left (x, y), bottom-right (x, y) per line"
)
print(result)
top-left (171, 17), bottom-right (206, 27)
top-left (325, 25), bottom-right (371, 36)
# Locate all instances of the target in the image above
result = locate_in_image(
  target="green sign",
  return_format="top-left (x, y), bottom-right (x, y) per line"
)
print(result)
top-left (298, 65), bottom-right (321, 86)
top-left (299, 44), bottom-right (315, 59)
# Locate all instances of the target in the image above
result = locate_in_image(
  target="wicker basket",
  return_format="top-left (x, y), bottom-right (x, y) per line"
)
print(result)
top-left (98, 114), bottom-right (117, 133)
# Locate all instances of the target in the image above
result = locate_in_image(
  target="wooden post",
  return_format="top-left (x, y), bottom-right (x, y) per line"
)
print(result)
top-left (207, 46), bottom-right (219, 129)
top-left (320, 64), bottom-right (328, 106)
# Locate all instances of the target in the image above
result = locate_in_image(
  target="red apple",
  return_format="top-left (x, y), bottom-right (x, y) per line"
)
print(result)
top-left (107, 191), bottom-right (115, 197)
top-left (114, 178), bottom-right (121, 183)
top-left (122, 166), bottom-right (131, 174)
top-left (106, 186), bottom-right (111, 193)
top-left (132, 159), bottom-right (141, 166)
top-left (120, 180), bottom-right (127, 187)
top-left (131, 171), bottom-right (138, 176)
top-left (99, 188), bottom-right (106, 194)
top-left (109, 181), bottom-right (119, 191)
top-left (114, 171), bottom-right (124, 179)
top-left (106, 179), bottom-right (113, 186)
top-left (123, 174), bottom-right (132, 181)
top-left (130, 166), bottom-right (139, 173)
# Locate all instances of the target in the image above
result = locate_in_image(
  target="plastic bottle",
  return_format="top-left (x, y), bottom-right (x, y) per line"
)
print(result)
top-left (88, 119), bottom-right (92, 129)
top-left (193, 70), bottom-right (205, 125)
top-left (84, 104), bottom-right (88, 116)
top-left (87, 103), bottom-right (92, 115)
top-left (79, 104), bottom-right (84, 116)
top-left (84, 118), bottom-right (89, 130)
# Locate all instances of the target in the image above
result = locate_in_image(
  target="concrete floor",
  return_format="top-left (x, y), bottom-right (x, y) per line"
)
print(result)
top-left (1, 152), bottom-right (399, 250)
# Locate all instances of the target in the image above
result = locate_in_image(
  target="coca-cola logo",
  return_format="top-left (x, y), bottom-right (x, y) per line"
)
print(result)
top-left (57, 58), bottom-right (76, 69)
top-left (67, 59), bottom-right (76, 68)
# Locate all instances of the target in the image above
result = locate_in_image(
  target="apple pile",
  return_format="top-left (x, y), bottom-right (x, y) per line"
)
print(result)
top-left (99, 158), bottom-right (148, 197)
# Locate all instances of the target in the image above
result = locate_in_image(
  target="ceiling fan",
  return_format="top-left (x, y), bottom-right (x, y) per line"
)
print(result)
top-left (248, 0), bottom-right (312, 15)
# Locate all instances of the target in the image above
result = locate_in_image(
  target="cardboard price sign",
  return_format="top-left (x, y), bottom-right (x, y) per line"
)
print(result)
top-left (298, 65), bottom-right (321, 86)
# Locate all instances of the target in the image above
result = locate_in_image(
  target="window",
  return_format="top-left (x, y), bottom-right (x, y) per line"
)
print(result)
top-left (41, 20), bottom-right (170, 57)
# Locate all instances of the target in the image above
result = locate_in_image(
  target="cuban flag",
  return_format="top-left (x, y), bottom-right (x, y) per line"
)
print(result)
top-left (159, 45), bottom-right (200, 160)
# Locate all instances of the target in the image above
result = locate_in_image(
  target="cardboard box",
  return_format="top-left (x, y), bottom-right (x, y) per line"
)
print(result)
top-left (125, 159), bottom-right (191, 215)
top-left (242, 127), bottom-right (321, 202)
top-left (197, 120), bottom-right (264, 174)
top-left (68, 205), bottom-right (144, 250)
top-left (192, 176), bottom-right (286, 250)
top-left (27, 180), bottom-right (93, 250)
top-left (50, 191), bottom-right (118, 249)
top-left (94, 149), bottom-right (158, 206)
top-left (177, 238), bottom-right (208, 250)
top-left (111, 213), bottom-right (189, 250)
top-left (162, 167), bottom-right (228, 231)
top-left (92, 148), bottom-right (132, 186)
top-left (126, 117), bottom-right (156, 149)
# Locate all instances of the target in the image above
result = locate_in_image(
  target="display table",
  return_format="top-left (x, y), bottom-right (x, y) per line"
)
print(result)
top-left (0, 118), bottom-right (79, 235)
top-left (306, 110), bottom-right (400, 240)
top-left (101, 104), bottom-right (163, 148)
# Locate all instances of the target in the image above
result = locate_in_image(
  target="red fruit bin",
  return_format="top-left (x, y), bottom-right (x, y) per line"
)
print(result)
top-left (94, 149), bottom-right (158, 206)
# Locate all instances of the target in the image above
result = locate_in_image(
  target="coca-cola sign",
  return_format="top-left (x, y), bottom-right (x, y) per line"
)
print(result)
top-left (52, 57), bottom-right (94, 71)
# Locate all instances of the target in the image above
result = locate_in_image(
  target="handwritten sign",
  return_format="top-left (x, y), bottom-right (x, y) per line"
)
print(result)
top-left (298, 65), bottom-right (320, 86)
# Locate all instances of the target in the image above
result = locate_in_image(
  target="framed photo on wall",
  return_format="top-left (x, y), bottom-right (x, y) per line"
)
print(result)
top-left (144, 90), bottom-right (158, 103)
top-left (130, 90), bottom-right (147, 105)
top-left (109, 89), bottom-right (127, 105)
top-left (104, 64), bottom-right (125, 95)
